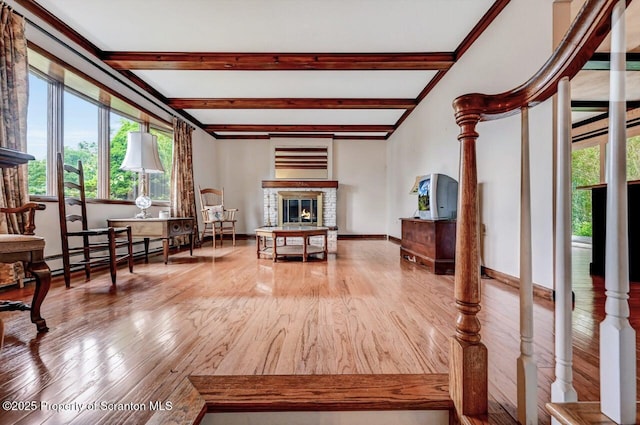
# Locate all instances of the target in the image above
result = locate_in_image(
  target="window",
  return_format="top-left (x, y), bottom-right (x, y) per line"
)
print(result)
top-left (26, 72), bottom-right (48, 195)
top-left (571, 131), bottom-right (640, 238)
top-left (149, 127), bottom-right (172, 201)
top-left (63, 89), bottom-right (99, 198)
top-left (26, 47), bottom-right (173, 202)
top-left (628, 135), bottom-right (640, 181)
top-left (110, 113), bottom-right (140, 200)
top-left (572, 145), bottom-right (600, 237)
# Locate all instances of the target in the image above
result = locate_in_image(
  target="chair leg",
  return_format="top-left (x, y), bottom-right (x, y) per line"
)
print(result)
top-left (213, 223), bottom-right (220, 247)
top-left (82, 235), bottom-right (91, 281)
top-left (0, 318), bottom-right (4, 350)
top-left (27, 260), bottom-right (50, 333)
top-left (201, 223), bottom-right (208, 244)
top-left (232, 223), bottom-right (236, 246)
top-left (108, 228), bottom-right (117, 285)
top-left (61, 249), bottom-right (71, 288)
top-left (127, 227), bottom-right (134, 273)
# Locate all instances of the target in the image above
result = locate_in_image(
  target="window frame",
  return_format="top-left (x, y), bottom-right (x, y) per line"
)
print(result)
top-left (26, 47), bottom-right (173, 204)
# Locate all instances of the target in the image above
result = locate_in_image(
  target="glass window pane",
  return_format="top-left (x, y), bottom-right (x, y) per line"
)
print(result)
top-left (572, 145), bottom-right (600, 237)
top-left (110, 113), bottom-right (139, 200)
top-left (63, 89), bottom-right (99, 198)
top-left (149, 128), bottom-right (172, 201)
top-left (628, 135), bottom-right (640, 181)
top-left (27, 72), bottom-right (48, 195)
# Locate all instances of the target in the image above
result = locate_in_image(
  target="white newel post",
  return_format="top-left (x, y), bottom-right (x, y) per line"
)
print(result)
top-left (517, 107), bottom-right (537, 425)
top-left (551, 77), bottom-right (577, 413)
top-left (600, 1), bottom-right (636, 422)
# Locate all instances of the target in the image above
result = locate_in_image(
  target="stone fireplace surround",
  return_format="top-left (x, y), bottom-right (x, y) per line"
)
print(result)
top-left (262, 180), bottom-right (338, 253)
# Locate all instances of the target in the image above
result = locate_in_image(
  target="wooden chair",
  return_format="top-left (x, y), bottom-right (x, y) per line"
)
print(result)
top-left (198, 186), bottom-right (238, 247)
top-left (57, 153), bottom-right (133, 288)
top-left (0, 202), bottom-right (51, 347)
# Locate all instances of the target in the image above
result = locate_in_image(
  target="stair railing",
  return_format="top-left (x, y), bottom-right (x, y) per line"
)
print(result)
top-left (449, 0), bottom-right (632, 423)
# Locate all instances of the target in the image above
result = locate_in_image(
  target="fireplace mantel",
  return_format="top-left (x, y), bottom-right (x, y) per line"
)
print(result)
top-left (262, 180), bottom-right (338, 189)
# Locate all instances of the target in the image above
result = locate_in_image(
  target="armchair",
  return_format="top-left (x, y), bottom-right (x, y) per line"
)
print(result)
top-left (0, 202), bottom-right (51, 348)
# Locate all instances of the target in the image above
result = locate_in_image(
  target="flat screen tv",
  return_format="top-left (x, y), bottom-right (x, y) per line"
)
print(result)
top-left (417, 173), bottom-right (458, 220)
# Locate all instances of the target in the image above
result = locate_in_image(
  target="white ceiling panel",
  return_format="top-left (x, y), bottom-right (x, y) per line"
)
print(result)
top-left (21, 0), bottom-right (512, 140)
top-left (35, 0), bottom-right (495, 53)
top-left (572, 71), bottom-right (640, 101)
top-left (187, 109), bottom-right (405, 125)
top-left (133, 70), bottom-right (437, 99)
top-left (572, 111), bottom-right (603, 123)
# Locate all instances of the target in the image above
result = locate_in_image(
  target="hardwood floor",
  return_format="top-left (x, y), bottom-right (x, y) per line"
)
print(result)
top-left (0, 240), bottom-right (634, 424)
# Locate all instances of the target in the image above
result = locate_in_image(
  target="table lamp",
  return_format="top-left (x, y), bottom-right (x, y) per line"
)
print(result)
top-left (120, 131), bottom-right (164, 218)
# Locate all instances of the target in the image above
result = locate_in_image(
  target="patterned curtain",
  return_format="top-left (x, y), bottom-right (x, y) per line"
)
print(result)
top-left (0, 3), bottom-right (29, 235)
top-left (170, 117), bottom-right (199, 246)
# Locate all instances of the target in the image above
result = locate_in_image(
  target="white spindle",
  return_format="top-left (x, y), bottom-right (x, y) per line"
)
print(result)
top-left (517, 106), bottom-right (537, 425)
top-left (600, 1), bottom-right (636, 422)
top-left (551, 77), bottom-right (577, 410)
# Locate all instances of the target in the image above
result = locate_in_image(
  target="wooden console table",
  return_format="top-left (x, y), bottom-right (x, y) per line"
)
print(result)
top-left (107, 217), bottom-right (194, 264)
top-left (400, 218), bottom-right (456, 275)
top-left (256, 226), bottom-right (328, 262)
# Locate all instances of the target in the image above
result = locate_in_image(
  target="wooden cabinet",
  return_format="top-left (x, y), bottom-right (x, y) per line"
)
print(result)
top-left (586, 180), bottom-right (640, 281)
top-left (400, 218), bottom-right (456, 274)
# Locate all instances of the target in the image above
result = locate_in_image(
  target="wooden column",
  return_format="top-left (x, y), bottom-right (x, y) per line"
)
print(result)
top-left (600, 1), bottom-right (636, 422)
top-left (551, 77), bottom-right (578, 408)
top-left (450, 109), bottom-right (487, 416)
top-left (517, 107), bottom-right (538, 425)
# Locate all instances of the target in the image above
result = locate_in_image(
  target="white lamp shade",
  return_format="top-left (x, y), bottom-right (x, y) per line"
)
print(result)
top-left (121, 131), bottom-right (165, 173)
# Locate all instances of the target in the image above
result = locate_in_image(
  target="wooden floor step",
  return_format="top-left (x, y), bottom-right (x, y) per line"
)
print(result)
top-left (148, 373), bottom-right (453, 424)
top-left (546, 401), bottom-right (640, 425)
top-left (457, 400), bottom-right (519, 425)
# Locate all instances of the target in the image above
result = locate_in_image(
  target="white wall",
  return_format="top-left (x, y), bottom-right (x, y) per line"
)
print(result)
top-left (214, 138), bottom-right (388, 235)
top-left (192, 127), bottom-right (219, 233)
top-left (212, 139), bottom-right (272, 234)
top-left (386, 0), bottom-right (555, 288)
top-left (334, 139), bottom-right (387, 235)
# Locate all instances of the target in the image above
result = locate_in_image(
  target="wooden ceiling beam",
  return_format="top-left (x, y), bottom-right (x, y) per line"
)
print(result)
top-left (583, 52), bottom-right (640, 71)
top-left (213, 133), bottom-right (389, 140)
top-left (204, 124), bottom-right (395, 132)
top-left (102, 52), bottom-right (455, 71)
top-left (167, 98), bottom-right (416, 109)
top-left (572, 100), bottom-right (640, 111)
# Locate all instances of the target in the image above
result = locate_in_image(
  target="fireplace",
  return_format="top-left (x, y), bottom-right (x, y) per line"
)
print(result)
top-left (278, 191), bottom-right (323, 226)
top-left (262, 180), bottom-right (338, 253)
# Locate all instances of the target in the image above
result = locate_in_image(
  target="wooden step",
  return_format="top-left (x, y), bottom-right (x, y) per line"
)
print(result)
top-left (546, 401), bottom-right (640, 425)
top-left (456, 399), bottom-right (519, 425)
top-left (147, 373), bottom-right (453, 424)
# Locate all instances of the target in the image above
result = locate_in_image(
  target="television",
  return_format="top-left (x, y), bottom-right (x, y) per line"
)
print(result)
top-left (417, 173), bottom-right (458, 220)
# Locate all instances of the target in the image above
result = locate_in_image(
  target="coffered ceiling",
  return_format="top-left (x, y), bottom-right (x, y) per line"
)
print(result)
top-left (13, 0), bottom-right (640, 140)
top-left (16, 0), bottom-right (508, 140)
